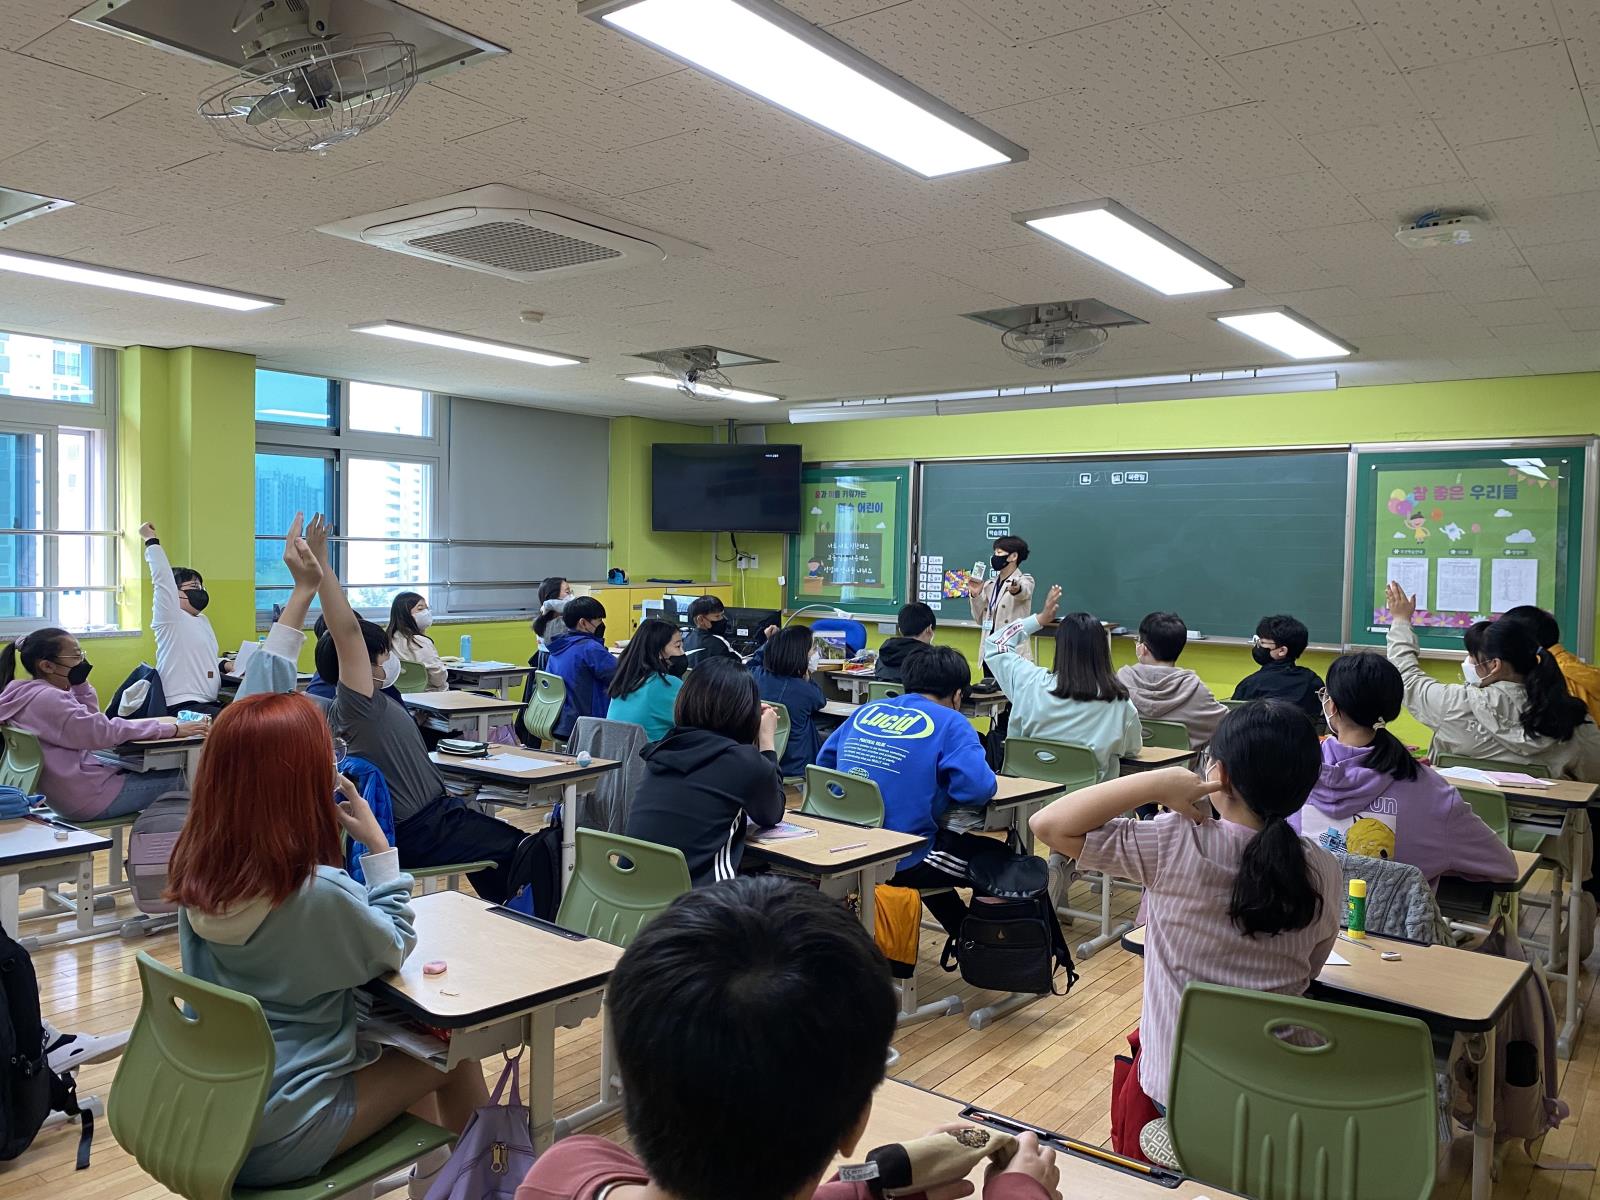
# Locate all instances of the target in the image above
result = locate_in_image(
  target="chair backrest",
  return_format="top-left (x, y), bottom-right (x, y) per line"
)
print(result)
top-left (1169, 983), bottom-right (1437, 1200)
top-left (556, 828), bottom-right (692, 947)
top-left (0, 726), bottom-right (43, 793)
top-left (1218, 698), bottom-right (1248, 710)
top-left (1140, 719), bottom-right (1189, 749)
top-left (1433, 752), bottom-right (1551, 778)
top-left (396, 661), bottom-right (429, 694)
top-left (521, 671), bottom-right (567, 743)
top-left (1000, 737), bottom-right (1100, 793)
top-left (1455, 783), bottom-right (1511, 843)
top-left (770, 702), bottom-right (791, 761)
top-left (109, 953), bottom-right (275, 1200)
top-left (801, 765), bottom-right (885, 827)
top-left (810, 618), bottom-right (868, 655)
top-left (866, 681), bottom-right (905, 702)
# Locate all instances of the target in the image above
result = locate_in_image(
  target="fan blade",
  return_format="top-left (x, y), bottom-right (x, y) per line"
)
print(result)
top-left (245, 86), bottom-right (326, 125)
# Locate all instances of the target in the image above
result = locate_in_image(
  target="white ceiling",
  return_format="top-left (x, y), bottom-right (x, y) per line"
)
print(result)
top-left (2, 0), bottom-right (1599, 422)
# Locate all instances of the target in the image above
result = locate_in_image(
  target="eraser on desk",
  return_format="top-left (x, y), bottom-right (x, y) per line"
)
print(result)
top-left (423, 960), bottom-right (448, 976)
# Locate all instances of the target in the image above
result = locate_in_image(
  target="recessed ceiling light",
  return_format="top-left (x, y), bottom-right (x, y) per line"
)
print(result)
top-left (1213, 307), bottom-right (1355, 360)
top-left (1014, 199), bottom-right (1241, 296)
top-left (581, 0), bottom-right (1026, 178)
top-left (625, 372), bottom-right (781, 404)
top-left (350, 321), bottom-right (585, 366)
top-left (0, 247), bottom-right (282, 310)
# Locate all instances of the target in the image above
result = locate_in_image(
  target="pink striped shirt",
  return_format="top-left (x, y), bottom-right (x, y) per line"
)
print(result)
top-left (1081, 813), bottom-right (1342, 1106)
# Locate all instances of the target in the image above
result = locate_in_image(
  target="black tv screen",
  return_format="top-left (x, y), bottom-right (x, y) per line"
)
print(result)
top-left (652, 444), bottom-right (802, 533)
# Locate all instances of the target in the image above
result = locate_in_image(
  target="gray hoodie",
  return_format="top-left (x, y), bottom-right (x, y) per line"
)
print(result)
top-left (1116, 663), bottom-right (1228, 749)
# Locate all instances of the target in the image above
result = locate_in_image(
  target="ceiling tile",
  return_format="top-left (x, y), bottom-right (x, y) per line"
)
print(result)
top-left (979, 93), bottom-right (1172, 176)
top-left (957, 0), bottom-right (1162, 41)
top-left (1140, 103), bottom-right (1320, 181)
top-left (1558, 304), bottom-right (1600, 330)
top-left (1218, 170), bottom-right (1369, 231)
top-left (1356, 179), bottom-right (1490, 225)
top-left (1520, 238), bottom-right (1600, 281)
top-left (1465, 296), bottom-right (1560, 324)
top-left (1488, 321), bottom-right (1585, 345)
top-left (1557, 0), bottom-right (1600, 85)
top-left (1220, 26), bottom-right (1422, 136)
top-left (1358, 0), bottom-right (1562, 69)
top-left (1163, 0), bottom-right (1365, 56)
top-left (616, 70), bottom-right (841, 161)
top-left (1494, 189), bottom-right (1600, 245)
top-left (1458, 129), bottom-right (1600, 201)
top-left (1409, 42), bottom-right (1589, 147)
top-left (1303, 121), bottom-right (1465, 191)
top-left (1437, 264), bottom-right (1550, 301)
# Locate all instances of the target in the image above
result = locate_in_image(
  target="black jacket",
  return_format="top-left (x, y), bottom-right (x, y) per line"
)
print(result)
top-left (626, 727), bottom-right (786, 886)
top-left (874, 636), bottom-right (927, 683)
top-left (1232, 661), bottom-right (1327, 731)
top-left (682, 627), bottom-right (739, 664)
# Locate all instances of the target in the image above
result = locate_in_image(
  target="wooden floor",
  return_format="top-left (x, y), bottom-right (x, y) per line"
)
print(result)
top-left (10, 817), bottom-right (1600, 1200)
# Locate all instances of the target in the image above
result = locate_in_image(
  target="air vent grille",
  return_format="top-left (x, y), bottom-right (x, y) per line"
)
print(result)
top-left (407, 221), bottom-right (623, 274)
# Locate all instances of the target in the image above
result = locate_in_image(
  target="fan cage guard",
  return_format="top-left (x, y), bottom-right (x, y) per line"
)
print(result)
top-left (197, 35), bottom-right (418, 153)
top-left (1000, 322), bottom-right (1109, 369)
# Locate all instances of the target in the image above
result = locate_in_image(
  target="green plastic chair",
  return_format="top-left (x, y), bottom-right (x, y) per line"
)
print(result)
top-left (1219, 698), bottom-right (1248, 710)
top-left (110, 953), bottom-right (453, 1200)
top-left (1140, 719), bottom-right (1189, 750)
top-left (520, 670), bottom-right (566, 745)
top-left (556, 829), bottom-right (692, 948)
top-left (1455, 783), bottom-right (1510, 843)
top-left (1168, 983), bottom-right (1437, 1200)
top-left (801, 765), bottom-right (885, 827)
top-left (866, 681), bottom-right (904, 702)
top-left (770, 702), bottom-right (792, 762)
top-left (395, 661), bottom-right (429, 694)
top-left (0, 725), bottom-right (43, 793)
top-left (1000, 737), bottom-right (1100, 793)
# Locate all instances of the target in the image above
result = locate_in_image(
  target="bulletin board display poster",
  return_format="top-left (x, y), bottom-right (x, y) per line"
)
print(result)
top-left (786, 465), bottom-right (910, 617)
top-left (1352, 446), bottom-right (1588, 651)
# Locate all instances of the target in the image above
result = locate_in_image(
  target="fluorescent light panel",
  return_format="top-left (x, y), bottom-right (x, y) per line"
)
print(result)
top-left (625, 372), bottom-right (781, 404)
top-left (581, 0), bottom-right (1025, 178)
top-left (1213, 307), bottom-right (1354, 360)
top-left (351, 321), bottom-right (584, 366)
top-left (1015, 200), bottom-right (1241, 296)
top-left (0, 247), bottom-right (282, 310)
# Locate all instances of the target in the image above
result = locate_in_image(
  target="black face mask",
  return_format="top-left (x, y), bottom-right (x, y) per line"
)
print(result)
top-left (665, 653), bottom-right (688, 677)
top-left (709, 618), bottom-right (731, 636)
top-left (183, 587), bottom-right (210, 613)
top-left (592, 621), bottom-right (606, 641)
top-left (1251, 645), bottom-right (1276, 667)
top-left (990, 555), bottom-right (1010, 572)
top-left (66, 659), bottom-right (93, 686)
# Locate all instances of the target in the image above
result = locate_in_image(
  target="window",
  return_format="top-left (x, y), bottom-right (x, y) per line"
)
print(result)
top-left (254, 371), bottom-right (441, 616)
top-left (0, 332), bottom-right (116, 632)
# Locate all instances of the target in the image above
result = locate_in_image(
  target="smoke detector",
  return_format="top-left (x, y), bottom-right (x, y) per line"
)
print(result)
top-left (317, 185), bottom-right (706, 282)
top-left (1395, 212), bottom-right (1487, 249)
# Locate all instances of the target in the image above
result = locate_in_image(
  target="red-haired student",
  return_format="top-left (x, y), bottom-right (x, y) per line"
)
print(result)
top-left (169, 692), bottom-right (487, 1189)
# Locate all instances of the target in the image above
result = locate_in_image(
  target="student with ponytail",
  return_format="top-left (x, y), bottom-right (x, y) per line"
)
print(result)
top-left (1030, 701), bottom-right (1341, 1109)
top-left (1294, 653), bottom-right (1515, 888)
top-left (0, 629), bottom-right (206, 820)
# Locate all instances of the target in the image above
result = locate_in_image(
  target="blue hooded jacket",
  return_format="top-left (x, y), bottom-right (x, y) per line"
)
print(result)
top-left (817, 694), bottom-right (996, 869)
top-left (547, 630), bottom-right (618, 739)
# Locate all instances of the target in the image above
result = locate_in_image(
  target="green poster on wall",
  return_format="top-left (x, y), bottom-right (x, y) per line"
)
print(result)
top-left (1353, 447), bottom-right (1587, 651)
top-left (786, 465), bottom-right (909, 616)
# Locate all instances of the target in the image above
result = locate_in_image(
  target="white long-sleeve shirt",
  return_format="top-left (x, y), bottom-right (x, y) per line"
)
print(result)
top-left (145, 541), bottom-right (221, 706)
top-left (393, 632), bottom-right (448, 690)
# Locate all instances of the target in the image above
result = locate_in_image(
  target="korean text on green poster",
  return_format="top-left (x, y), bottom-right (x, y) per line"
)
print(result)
top-left (787, 466), bottom-right (908, 616)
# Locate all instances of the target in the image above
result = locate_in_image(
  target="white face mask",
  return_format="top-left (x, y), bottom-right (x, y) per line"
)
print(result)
top-left (808, 651), bottom-right (822, 673)
top-left (1462, 659), bottom-right (1481, 686)
top-left (379, 654), bottom-right (401, 688)
top-left (414, 609), bottom-right (433, 631)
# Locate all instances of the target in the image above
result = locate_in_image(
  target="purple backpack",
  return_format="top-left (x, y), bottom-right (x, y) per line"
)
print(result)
top-left (425, 1055), bottom-right (535, 1200)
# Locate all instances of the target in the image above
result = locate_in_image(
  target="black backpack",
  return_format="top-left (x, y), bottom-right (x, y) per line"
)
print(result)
top-left (505, 824), bottom-right (563, 919)
top-left (940, 846), bottom-right (1078, 997)
top-left (0, 929), bottom-right (91, 1168)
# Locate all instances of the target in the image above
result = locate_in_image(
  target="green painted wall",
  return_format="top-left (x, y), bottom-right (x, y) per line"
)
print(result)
top-left (608, 417), bottom-right (717, 582)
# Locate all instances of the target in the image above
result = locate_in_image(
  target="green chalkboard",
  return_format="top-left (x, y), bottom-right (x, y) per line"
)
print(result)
top-left (916, 453), bottom-right (1349, 643)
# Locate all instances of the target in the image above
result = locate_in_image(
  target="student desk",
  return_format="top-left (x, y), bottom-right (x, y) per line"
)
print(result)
top-left (364, 891), bottom-right (622, 1151)
top-left (833, 671), bottom-right (878, 703)
top-left (0, 816), bottom-right (110, 945)
top-left (852, 1080), bottom-right (1221, 1200)
top-left (445, 662), bottom-right (531, 700)
top-left (1119, 746), bottom-right (1199, 772)
top-left (1122, 925), bottom-right (1527, 1200)
top-left (403, 690), bottom-right (524, 741)
top-left (428, 748), bottom-right (620, 890)
top-left (95, 732), bottom-right (207, 779)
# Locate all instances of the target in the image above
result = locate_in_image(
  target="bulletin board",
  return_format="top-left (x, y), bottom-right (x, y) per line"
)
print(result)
top-left (786, 464), bottom-right (910, 616)
top-left (1352, 445), bottom-right (1591, 651)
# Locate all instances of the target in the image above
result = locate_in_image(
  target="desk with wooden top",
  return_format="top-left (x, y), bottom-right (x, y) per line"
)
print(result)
top-left (0, 815), bottom-right (110, 944)
top-left (445, 661), bottom-right (531, 700)
top-left (429, 747), bottom-right (620, 889)
top-left (1120, 745), bottom-right (1198, 771)
top-left (1121, 923), bottom-right (1526, 1200)
top-left (363, 891), bottom-right (622, 1151)
top-left (96, 732), bottom-right (208, 778)
top-left (403, 690), bottom-right (524, 740)
top-left (743, 812), bottom-right (922, 938)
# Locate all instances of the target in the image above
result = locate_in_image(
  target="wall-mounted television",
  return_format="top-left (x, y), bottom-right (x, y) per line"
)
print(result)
top-left (651, 444), bottom-right (802, 533)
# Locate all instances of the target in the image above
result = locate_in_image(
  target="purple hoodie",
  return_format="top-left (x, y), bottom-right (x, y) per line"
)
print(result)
top-left (0, 679), bottom-right (175, 820)
top-left (1290, 738), bottom-right (1517, 888)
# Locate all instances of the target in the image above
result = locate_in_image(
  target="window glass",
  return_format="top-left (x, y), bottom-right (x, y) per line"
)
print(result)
top-left (255, 451), bottom-right (333, 609)
top-left (345, 456), bottom-right (432, 609)
top-left (255, 369), bottom-right (334, 427)
top-left (0, 332), bottom-right (93, 404)
top-left (347, 382), bottom-right (430, 436)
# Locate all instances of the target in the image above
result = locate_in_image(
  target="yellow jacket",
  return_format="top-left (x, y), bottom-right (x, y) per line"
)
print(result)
top-left (1553, 645), bottom-right (1600, 728)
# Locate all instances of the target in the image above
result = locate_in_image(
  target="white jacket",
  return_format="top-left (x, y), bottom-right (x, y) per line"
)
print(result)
top-left (393, 632), bottom-right (448, 690)
top-left (971, 570), bottom-right (1035, 661)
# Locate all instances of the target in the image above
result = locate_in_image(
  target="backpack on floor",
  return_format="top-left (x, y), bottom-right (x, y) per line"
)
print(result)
top-left (127, 791), bottom-right (190, 916)
top-left (0, 929), bottom-right (91, 1168)
top-left (940, 848), bottom-right (1078, 996)
top-left (504, 824), bottom-right (563, 919)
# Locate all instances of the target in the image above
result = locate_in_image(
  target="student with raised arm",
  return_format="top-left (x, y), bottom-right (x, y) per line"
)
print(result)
top-left (238, 514), bottom-right (322, 700)
top-left (309, 515), bottom-right (528, 902)
top-left (1029, 702), bottom-right (1342, 1116)
top-left (140, 520), bottom-right (227, 715)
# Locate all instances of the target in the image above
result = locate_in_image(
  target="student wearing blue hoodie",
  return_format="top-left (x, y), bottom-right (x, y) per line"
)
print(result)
top-left (818, 645), bottom-right (998, 935)
top-left (538, 595), bottom-right (617, 740)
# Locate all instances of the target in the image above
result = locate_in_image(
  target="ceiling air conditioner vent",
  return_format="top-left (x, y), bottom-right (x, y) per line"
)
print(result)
top-left (317, 184), bottom-right (705, 282)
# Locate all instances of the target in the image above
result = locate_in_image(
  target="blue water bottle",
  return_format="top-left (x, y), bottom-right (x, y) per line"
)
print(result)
top-left (459, 634), bottom-right (473, 662)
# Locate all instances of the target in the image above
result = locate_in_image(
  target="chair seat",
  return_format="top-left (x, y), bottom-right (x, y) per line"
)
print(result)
top-left (235, 1115), bottom-right (455, 1200)
top-left (410, 860), bottom-right (496, 878)
top-left (69, 812), bottom-right (140, 831)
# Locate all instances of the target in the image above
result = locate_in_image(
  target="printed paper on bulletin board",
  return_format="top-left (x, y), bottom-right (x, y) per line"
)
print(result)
top-left (786, 465), bottom-right (909, 617)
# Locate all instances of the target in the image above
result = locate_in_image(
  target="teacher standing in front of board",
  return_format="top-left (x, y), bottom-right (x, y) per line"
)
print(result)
top-left (968, 535), bottom-right (1035, 662)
